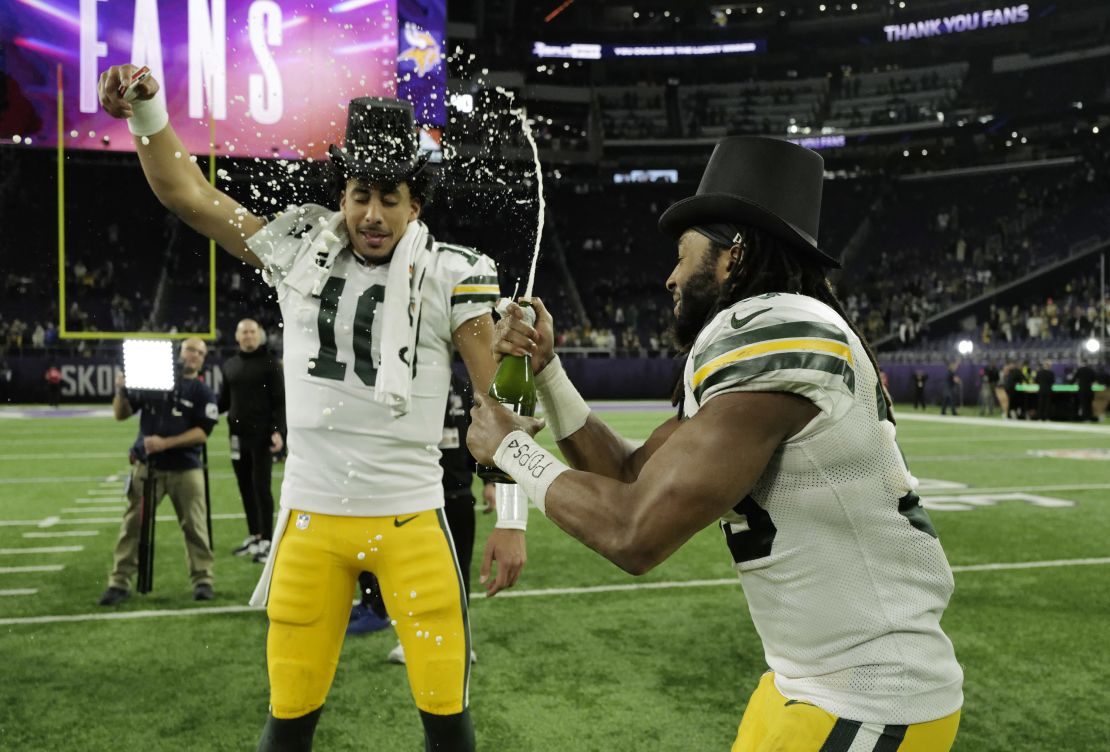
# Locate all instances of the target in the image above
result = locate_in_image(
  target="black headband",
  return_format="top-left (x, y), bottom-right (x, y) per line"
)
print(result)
top-left (692, 224), bottom-right (743, 248)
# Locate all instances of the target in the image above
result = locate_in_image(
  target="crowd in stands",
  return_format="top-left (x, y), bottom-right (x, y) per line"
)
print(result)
top-left (3, 135), bottom-right (1108, 365)
top-left (842, 141), bottom-right (1110, 347)
top-left (827, 63), bottom-right (967, 130)
top-left (596, 62), bottom-right (969, 140)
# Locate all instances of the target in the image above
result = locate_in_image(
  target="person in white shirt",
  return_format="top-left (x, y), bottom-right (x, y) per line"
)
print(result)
top-left (99, 65), bottom-right (525, 752)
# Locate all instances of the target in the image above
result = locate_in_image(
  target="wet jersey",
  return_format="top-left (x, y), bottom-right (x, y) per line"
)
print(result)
top-left (245, 204), bottom-right (498, 516)
top-left (682, 292), bottom-right (963, 724)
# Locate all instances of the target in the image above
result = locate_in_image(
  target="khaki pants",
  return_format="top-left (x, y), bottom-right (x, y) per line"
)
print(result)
top-left (108, 463), bottom-right (214, 591)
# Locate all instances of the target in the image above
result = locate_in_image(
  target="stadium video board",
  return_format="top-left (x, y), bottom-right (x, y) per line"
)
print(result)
top-left (1, 0), bottom-right (447, 158)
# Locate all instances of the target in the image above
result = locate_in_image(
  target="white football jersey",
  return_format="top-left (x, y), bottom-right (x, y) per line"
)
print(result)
top-left (245, 204), bottom-right (498, 517)
top-left (683, 292), bottom-right (963, 725)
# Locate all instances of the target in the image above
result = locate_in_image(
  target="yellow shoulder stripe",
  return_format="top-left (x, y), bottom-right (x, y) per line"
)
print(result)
top-left (691, 338), bottom-right (854, 389)
top-left (451, 284), bottom-right (500, 295)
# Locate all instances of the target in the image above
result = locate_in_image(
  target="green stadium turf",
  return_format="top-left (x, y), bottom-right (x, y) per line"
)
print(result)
top-left (1, 404), bottom-right (1108, 751)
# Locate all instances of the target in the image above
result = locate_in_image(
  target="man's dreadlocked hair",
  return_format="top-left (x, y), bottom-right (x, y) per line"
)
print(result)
top-left (672, 225), bottom-right (893, 421)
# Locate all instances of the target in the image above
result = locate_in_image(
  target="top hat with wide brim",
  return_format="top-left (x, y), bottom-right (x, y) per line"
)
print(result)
top-left (328, 97), bottom-right (430, 185)
top-left (658, 136), bottom-right (840, 268)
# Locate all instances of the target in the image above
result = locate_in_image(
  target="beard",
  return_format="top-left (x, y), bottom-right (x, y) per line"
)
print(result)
top-left (670, 260), bottom-right (723, 351)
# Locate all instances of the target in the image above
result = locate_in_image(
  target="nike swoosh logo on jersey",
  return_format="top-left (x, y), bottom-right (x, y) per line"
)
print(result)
top-left (730, 307), bottom-right (773, 330)
top-left (394, 514), bottom-right (420, 527)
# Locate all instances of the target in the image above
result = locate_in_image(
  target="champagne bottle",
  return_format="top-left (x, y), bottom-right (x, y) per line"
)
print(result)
top-left (477, 302), bottom-right (538, 483)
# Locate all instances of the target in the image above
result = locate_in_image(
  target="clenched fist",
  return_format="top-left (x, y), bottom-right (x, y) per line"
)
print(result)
top-left (98, 64), bottom-right (160, 119)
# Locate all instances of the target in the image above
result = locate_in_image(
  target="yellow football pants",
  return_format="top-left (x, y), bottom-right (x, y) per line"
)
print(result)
top-left (266, 507), bottom-right (469, 718)
top-left (732, 672), bottom-right (960, 752)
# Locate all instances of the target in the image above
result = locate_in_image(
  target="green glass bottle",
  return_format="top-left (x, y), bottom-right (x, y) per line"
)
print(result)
top-left (478, 302), bottom-right (538, 484)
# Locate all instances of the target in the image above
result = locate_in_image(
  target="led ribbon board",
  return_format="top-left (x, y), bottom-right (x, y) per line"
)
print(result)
top-left (3, 0), bottom-right (447, 156)
top-left (883, 4), bottom-right (1031, 42)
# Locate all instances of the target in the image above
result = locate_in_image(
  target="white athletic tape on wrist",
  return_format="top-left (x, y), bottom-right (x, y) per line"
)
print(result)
top-left (127, 96), bottom-right (169, 137)
top-left (535, 356), bottom-right (590, 441)
top-left (493, 483), bottom-right (528, 530)
top-left (493, 431), bottom-right (570, 515)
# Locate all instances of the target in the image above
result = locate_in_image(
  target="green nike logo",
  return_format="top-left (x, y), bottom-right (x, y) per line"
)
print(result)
top-left (731, 307), bottom-right (773, 330)
top-left (394, 514), bottom-right (420, 527)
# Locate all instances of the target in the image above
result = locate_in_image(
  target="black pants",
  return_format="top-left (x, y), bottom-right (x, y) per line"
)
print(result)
top-left (1037, 391), bottom-right (1053, 421)
top-left (47, 383), bottom-right (61, 406)
top-left (231, 433), bottom-right (275, 540)
top-left (940, 388), bottom-right (958, 415)
top-left (1078, 390), bottom-right (1095, 422)
top-left (360, 492), bottom-right (476, 615)
top-left (912, 387), bottom-right (926, 409)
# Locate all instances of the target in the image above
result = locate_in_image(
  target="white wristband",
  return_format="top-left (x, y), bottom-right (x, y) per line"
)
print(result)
top-left (535, 356), bottom-right (590, 441)
top-left (127, 97), bottom-right (169, 137)
top-left (493, 431), bottom-right (570, 515)
top-left (493, 483), bottom-right (528, 530)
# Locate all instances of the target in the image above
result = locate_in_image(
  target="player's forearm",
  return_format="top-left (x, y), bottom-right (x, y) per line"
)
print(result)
top-left (542, 471), bottom-right (678, 575)
top-left (555, 416), bottom-right (639, 481)
top-left (132, 119), bottom-right (262, 265)
top-left (112, 393), bottom-right (133, 421)
top-left (133, 123), bottom-right (210, 216)
top-left (164, 427), bottom-right (208, 449)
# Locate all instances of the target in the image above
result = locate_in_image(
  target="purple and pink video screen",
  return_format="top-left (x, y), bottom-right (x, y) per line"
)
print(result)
top-left (0, 0), bottom-right (446, 159)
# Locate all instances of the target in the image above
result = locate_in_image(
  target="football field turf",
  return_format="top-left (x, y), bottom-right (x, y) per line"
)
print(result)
top-left (1, 404), bottom-right (1108, 751)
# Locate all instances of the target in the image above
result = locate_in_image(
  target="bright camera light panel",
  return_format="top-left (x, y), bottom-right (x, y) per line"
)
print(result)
top-left (123, 340), bottom-right (176, 391)
top-left (957, 340), bottom-right (974, 355)
top-left (1085, 338), bottom-right (1101, 354)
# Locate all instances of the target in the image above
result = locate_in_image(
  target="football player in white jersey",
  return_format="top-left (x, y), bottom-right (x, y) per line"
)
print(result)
top-left (468, 137), bottom-right (963, 751)
top-left (99, 67), bottom-right (526, 752)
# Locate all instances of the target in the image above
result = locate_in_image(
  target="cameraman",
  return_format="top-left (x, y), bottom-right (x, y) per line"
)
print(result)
top-left (98, 338), bottom-right (219, 605)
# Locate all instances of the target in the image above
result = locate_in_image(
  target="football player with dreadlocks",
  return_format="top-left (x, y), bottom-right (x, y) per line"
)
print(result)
top-left (469, 137), bottom-right (963, 751)
top-left (99, 65), bottom-right (527, 752)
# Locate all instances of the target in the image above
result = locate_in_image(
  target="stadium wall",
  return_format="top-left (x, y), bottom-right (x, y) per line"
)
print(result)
top-left (4, 356), bottom-right (1100, 408)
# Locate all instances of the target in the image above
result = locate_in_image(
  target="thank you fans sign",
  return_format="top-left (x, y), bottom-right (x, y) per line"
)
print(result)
top-left (883, 4), bottom-right (1031, 42)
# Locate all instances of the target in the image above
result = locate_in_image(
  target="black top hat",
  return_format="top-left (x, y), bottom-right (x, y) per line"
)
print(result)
top-left (328, 97), bottom-right (429, 184)
top-left (658, 136), bottom-right (839, 268)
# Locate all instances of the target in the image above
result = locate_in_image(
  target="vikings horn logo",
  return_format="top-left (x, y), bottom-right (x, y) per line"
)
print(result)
top-left (398, 23), bottom-right (441, 78)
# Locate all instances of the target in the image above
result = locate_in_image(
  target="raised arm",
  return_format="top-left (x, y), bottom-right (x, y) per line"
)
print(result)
top-left (98, 64), bottom-right (265, 267)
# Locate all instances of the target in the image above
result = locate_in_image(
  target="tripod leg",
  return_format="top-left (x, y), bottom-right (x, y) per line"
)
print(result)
top-left (202, 444), bottom-right (213, 551)
top-left (138, 470), bottom-right (157, 594)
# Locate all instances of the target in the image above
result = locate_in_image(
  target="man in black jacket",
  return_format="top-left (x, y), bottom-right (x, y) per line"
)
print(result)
top-left (218, 319), bottom-right (286, 563)
top-left (1073, 360), bottom-right (1097, 422)
top-left (1034, 360), bottom-right (1056, 421)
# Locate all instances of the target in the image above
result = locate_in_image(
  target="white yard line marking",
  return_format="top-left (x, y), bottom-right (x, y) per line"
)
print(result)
top-left (900, 435), bottom-right (1106, 443)
top-left (0, 513), bottom-right (244, 528)
top-left (924, 483), bottom-right (1110, 495)
top-left (84, 489), bottom-right (125, 496)
top-left (897, 413), bottom-right (1110, 435)
top-left (952, 557), bottom-right (1110, 572)
top-left (0, 589), bottom-right (38, 596)
top-left (0, 472), bottom-right (238, 486)
top-left (1, 557), bottom-right (1107, 626)
top-left (0, 453), bottom-right (123, 461)
top-left (62, 507), bottom-right (123, 513)
top-left (22, 531), bottom-right (99, 539)
top-left (0, 546), bottom-right (83, 555)
top-left (0, 476), bottom-right (128, 486)
top-left (0, 565), bottom-right (64, 573)
top-left (74, 499), bottom-right (124, 504)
